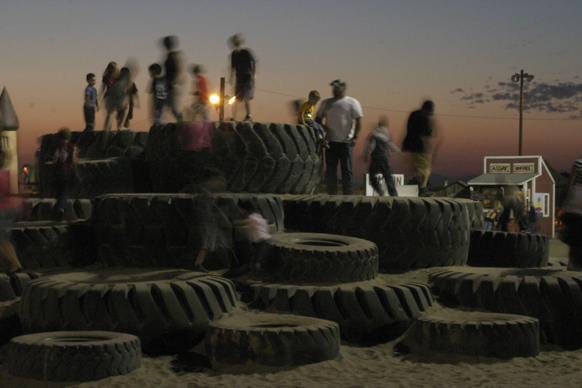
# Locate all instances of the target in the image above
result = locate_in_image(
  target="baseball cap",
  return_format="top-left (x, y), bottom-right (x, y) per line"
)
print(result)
top-left (330, 79), bottom-right (346, 87)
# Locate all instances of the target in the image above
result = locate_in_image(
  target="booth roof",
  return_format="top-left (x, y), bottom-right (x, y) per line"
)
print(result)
top-left (468, 173), bottom-right (540, 186)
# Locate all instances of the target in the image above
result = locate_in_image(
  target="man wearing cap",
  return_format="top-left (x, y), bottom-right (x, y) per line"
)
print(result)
top-left (316, 80), bottom-right (363, 195)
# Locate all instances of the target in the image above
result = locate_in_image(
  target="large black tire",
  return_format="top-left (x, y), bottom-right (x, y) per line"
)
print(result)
top-left (282, 195), bottom-right (472, 272)
top-left (93, 193), bottom-right (284, 270)
top-left (206, 311), bottom-right (340, 366)
top-left (23, 198), bottom-right (92, 222)
top-left (9, 222), bottom-right (97, 269)
top-left (468, 230), bottom-right (549, 268)
top-left (244, 280), bottom-right (434, 344)
top-left (456, 198), bottom-right (485, 230)
top-left (400, 310), bottom-right (540, 359)
top-left (18, 269), bottom-right (238, 354)
top-left (262, 233), bottom-right (378, 284)
top-left (0, 272), bottom-right (41, 302)
top-left (430, 267), bottom-right (582, 349)
top-left (40, 158), bottom-right (151, 199)
top-left (146, 122), bottom-right (323, 194)
top-left (7, 331), bottom-right (141, 382)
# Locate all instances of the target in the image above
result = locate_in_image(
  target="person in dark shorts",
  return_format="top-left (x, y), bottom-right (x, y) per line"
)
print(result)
top-left (229, 33), bottom-right (257, 121)
top-left (51, 127), bottom-right (79, 221)
top-left (402, 100), bottom-right (438, 197)
top-left (148, 63), bottom-right (168, 125)
top-left (162, 35), bottom-right (184, 122)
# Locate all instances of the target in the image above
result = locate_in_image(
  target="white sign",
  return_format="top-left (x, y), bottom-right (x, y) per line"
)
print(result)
top-left (365, 174), bottom-right (418, 197)
top-left (514, 163), bottom-right (534, 173)
top-left (490, 163), bottom-right (510, 173)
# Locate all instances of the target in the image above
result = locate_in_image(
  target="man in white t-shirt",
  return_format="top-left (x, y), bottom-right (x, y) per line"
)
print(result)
top-left (316, 79), bottom-right (363, 195)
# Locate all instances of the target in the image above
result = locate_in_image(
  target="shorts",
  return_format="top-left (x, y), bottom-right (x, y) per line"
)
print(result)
top-left (235, 78), bottom-right (255, 100)
top-left (409, 152), bottom-right (432, 177)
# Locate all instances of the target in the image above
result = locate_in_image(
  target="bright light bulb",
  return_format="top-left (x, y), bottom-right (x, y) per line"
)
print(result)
top-left (209, 94), bottom-right (219, 104)
top-left (228, 96), bottom-right (236, 104)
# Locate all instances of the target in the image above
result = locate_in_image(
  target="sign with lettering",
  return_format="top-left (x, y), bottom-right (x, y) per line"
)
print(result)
top-left (489, 163), bottom-right (510, 173)
top-left (513, 163), bottom-right (534, 173)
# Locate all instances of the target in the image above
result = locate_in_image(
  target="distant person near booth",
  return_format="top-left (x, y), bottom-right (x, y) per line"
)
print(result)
top-left (315, 79), bottom-right (363, 196)
top-left (363, 115), bottom-right (400, 197)
top-left (484, 208), bottom-right (497, 231)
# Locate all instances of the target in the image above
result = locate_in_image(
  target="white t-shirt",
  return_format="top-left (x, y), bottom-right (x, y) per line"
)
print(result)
top-left (316, 96), bottom-right (363, 143)
top-left (248, 213), bottom-right (270, 243)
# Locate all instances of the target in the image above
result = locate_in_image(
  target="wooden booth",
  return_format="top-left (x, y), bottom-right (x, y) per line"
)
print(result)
top-left (468, 155), bottom-right (555, 237)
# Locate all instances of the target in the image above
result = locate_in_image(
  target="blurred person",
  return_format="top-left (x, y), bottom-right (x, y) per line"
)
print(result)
top-left (498, 193), bottom-right (525, 233)
top-left (102, 67), bottom-right (132, 144)
top-left (83, 73), bottom-right (99, 131)
top-left (298, 90), bottom-right (328, 148)
top-left (190, 64), bottom-right (210, 121)
top-left (315, 79), bottom-right (363, 195)
top-left (162, 35), bottom-right (184, 122)
top-left (118, 68), bottom-right (140, 129)
top-left (51, 127), bottom-right (79, 221)
top-left (99, 62), bottom-right (119, 106)
top-left (363, 115), bottom-right (400, 197)
top-left (528, 202), bottom-right (538, 234)
top-left (561, 156), bottom-right (582, 270)
top-left (148, 63), bottom-right (168, 125)
top-left (235, 201), bottom-right (272, 280)
top-left (402, 100), bottom-right (438, 197)
top-left (484, 208), bottom-right (498, 231)
top-left (228, 33), bottom-right (257, 121)
top-left (0, 144), bottom-right (23, 275)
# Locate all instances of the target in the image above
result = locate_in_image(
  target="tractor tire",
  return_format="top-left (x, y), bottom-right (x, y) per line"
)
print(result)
top-left (282, 195), bottom-right (472, 272)
top-left (468, 230), bottom-right (549, 268)
top-left (7, 331), bottom-right (141, 381)
top-left (262, 233), bottom-right (378, 284)
top-left (430, 267), bottom-right (582, 349)
top-left (206, 311), bottom-right (340, 366)
top-left (18, 269), bottom-right (238, 354)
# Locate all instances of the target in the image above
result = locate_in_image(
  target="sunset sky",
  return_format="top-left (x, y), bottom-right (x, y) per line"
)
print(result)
top-left (2, 0), bottom-right (582, 184)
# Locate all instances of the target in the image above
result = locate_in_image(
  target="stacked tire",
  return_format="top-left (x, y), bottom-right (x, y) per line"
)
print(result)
top-left (145, 122), bottom-right (323, 194)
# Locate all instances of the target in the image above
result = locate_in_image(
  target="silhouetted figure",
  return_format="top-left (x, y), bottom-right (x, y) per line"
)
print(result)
top-left (51, 127), bottom-right (78, 221)
top-left (562, 156), bottom-right (582, 270)
top-left (363, 115), bottom-right (400, 196)
top-left (83, 73), bottom-right (99, 131)
top-left (403, 100), bottom-right (437, 197)
top-left (315, 79), bottom-right (363, 195)
top-left (190, 64), bottom-right (210, 121)
top-left (229, 33), bottom-right (256, 121)
top-left (148, 63), bottom-right (168, 125)
top-left (162, 35), bottom-right (184, 122)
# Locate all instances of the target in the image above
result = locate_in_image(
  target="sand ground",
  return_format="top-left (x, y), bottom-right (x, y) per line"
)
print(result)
top-left (0, 239), bottom-right (577, 388)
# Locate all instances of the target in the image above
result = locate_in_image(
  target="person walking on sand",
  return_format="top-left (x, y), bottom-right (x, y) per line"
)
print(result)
top-left (162, 35), bottom-right (185, 122)
top-left (83, 73), bottom-right (99, 131)
top-left (363, 115), bottom-right (400, 197)
top-left (315, 79), bottom-right (363, 195)
top-left (229, 33), bottom-right (257, 121)
top-left (402, 100), bottom-right (438, 197)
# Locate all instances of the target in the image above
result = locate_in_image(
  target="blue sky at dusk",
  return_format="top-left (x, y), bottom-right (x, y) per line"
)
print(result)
top-left (1, 0), bottom-right (582, 183)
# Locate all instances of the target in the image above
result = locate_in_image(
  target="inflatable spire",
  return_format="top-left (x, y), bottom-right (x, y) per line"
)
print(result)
top-left (0, 87), bottom-right (19, 131)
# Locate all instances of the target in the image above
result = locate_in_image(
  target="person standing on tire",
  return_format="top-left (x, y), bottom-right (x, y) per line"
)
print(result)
top-left (162, 35), bottom-right (184, 122)
top-left (402, 100), bottom-right (438, 197)
top-left (229, 33), bottom-right (256, 122)
top-left (315, 79), bottom-right (363, 195)
top-left (51, 128), bottom-right (79, 221)
top-left (83, 73), bottom-right (99, 131)
top-left (363, 115), bottom-right (400, 196)
top-left (562, 156), bottom-right (582, 270)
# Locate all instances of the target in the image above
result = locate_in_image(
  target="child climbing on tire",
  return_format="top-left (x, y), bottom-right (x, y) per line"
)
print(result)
top-left (235, 201), bottom-right (271, 280)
